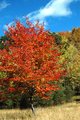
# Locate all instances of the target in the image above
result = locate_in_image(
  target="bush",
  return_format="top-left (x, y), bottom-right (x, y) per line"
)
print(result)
top-left (5, 99), bottom-right (14, 109)
top-left (64, 86), bottom-right (74, 102)
top-left (36, 98), bottom-right (53, 107)
top-left (63, 77), bottom-right (74, 102)
top-left (52, 77), bottom-right (74, 105)
top-left (52, 89), bottom-right (65, 105)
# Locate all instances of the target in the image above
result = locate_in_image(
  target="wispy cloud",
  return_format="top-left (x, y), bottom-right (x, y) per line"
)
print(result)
top-left (3, 0), bottom-right (78, 30)
top-left (0, 0), bottom-right (10, 10)
top-left (27, 0), bottom-right (75, 22)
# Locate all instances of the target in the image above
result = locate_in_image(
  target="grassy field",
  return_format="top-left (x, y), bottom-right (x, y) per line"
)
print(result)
top-left (0, 102), bottom-right (80, 120)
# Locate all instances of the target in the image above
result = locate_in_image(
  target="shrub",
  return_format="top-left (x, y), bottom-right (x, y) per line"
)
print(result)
top-left (63, 77), bottom-right (74, 102)
top-left (52, 89), bottom-right (65, 105)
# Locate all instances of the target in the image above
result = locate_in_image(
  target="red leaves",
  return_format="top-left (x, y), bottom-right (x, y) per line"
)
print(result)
top-left (0, 20), bottom-right (65, 99)
top-left (8, 87), bottom-right (16, 93)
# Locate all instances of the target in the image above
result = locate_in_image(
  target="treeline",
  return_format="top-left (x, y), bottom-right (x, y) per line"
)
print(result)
top-left (0, 26), bottom-right (80, 109)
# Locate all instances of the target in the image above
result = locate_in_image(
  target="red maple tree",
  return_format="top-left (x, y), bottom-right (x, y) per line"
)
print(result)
top-left (0, 20), bottom-right (65, 102)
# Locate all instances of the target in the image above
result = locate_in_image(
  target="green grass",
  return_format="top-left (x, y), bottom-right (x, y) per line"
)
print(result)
top-left (0, 102), bottom-right (80, 120)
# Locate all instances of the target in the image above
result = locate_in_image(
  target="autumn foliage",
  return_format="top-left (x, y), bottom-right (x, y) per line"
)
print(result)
top-left (0, 20), bottom-right (65, 101)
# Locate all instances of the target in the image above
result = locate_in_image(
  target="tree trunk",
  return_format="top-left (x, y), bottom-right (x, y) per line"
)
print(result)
top-left (29, 96), bottom-right (35, 115)
top-left (31, 103), bottom-right (35, 115)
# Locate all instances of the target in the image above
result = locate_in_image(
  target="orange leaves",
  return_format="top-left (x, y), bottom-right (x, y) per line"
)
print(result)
top-left (0, 66), bottom-right (15, 72)
top-left (9, 77), bottom-right (21, 82)
top-left (0, 19), bottom-right (65, 99)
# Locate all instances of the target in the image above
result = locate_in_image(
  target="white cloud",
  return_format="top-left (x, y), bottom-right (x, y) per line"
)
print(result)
top-left (27, 0), bottom-right (74, 22)
top-left (3, 0), bottom-right (78, 30)
top-left (0, 0), bottom-right (10, 10)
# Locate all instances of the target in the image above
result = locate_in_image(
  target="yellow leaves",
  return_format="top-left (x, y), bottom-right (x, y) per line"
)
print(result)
top-left (67, 44), bottom-right (77, 56)
top-left (60, 35), bottom-right (80, 77)
top-left (41, 78), bottom-right (45, 83)
top-left (0, 72), bottom-right (7, 78)
top-left (61, 36), bottom-right (68, 43)
top-left (60, 44), bottom-right (77, 62)
top-left (9, 81), bottom-right (14, 87)
top-left (59, 56), bottom-right (65, 63)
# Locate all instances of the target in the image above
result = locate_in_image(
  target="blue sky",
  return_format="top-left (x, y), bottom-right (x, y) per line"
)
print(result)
top-left (0, 0), bottom-right (80, 36)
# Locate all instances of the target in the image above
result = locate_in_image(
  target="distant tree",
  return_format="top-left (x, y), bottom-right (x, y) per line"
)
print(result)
top-left (59, 30), bottom-right (80, 95)
top-left (68, 28), bottom-right (80, 50)
top-left (49, 32), bottom-right (62, 45)
top-left (0, 35), bottom-right (10, 49)
top-left (0, 35), bottom-right (9, 42)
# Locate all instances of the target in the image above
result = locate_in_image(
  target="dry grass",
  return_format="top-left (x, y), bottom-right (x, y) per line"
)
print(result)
top-left (0, 102), bottom-right (80, 120)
